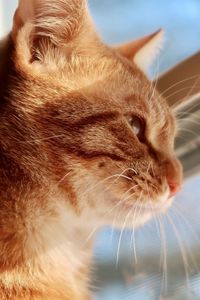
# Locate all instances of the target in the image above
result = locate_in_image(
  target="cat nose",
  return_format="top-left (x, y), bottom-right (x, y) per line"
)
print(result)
top-left (168, 181), bottom-right (181, 198)
top-left (165, 156), bottom-right (183, 198)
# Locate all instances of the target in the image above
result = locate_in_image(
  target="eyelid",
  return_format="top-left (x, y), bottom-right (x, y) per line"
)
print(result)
top-left (126, 114), bottom-right (146, 142)
top-left (125, 112), bottom-right (144, 121)
top-left (126, 114), bottom-right (145, 127)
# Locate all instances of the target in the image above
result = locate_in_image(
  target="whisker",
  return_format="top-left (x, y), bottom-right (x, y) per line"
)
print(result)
top-left (165, 214), bottom-right (191, 296)
top-left (170, 207), bottom-right (200, 273)
top-left (184, 74), bottom-right (200, 102)
top-left (177, 117), bottom-right (200, 127)
top-left (81, 168), bottom-right (132, 198)
top-left (172, 203), bottom-right (200, 246)
top-left (130, 196), bottom-right (143, 264)
top-left (176, 127), bottom-right (200, 138)
top-left (149, 53), bottom-right (161, 102)
top-left (57, 171), bottom-right (72, 186)
top-left (116, 205), bottom-right (135, 267)
top-left (83, 227), bottom-right (99, 246)
top-left (157, 74), bottom-right (200, 98)
top-left (159, 86), bottom-right (199, 104)
top-left (106, 185), bottom-right (138, 219)
top-left (175, 97), bottom-right (200, 118)
top-left (157, 215), bottom-right (168, 296)
top-left (173, 200), bottom-right (200, 226)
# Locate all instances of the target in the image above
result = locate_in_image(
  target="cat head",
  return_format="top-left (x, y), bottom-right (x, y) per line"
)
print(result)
top-left (3, 0), bottom-right (182, 228)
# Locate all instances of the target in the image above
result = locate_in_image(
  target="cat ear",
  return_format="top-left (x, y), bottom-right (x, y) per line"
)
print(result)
top-left (12, 0), bottom-right (92, 65)
top-left (115, 29), bottom-right (164, 73)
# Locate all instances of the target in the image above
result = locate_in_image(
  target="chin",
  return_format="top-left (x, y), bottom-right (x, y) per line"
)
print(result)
top-left (105, 189), bottom-right (173, 229)
top-left (109, 210), bottom-right (153, 229)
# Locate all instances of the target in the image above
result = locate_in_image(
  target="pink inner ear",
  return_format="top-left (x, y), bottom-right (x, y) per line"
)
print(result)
top-left (115, 29), bottom-right (163, 61)
top-left (114, 29), bottom-right (164, 73)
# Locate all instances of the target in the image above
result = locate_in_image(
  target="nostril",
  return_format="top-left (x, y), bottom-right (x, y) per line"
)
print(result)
top-left (168, 181), bottom-right (181, 198)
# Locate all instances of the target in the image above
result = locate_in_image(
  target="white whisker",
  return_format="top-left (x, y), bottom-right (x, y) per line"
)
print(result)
top-left (165, 214), bottom-right (191, 296)
top-left (116, 205), bottom-right (135, 267)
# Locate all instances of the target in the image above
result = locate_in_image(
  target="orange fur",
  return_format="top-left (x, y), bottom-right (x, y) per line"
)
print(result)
top-left (0, 1), bottom-right (182, 299)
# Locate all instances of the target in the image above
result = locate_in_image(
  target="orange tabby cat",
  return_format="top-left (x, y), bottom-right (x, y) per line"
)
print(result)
top-left (0, 0), bottom-right (182, 299)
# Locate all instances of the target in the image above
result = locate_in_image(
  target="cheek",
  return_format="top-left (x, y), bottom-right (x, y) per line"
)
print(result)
top-left (117, 154), bottom-right (169, 202)
top-left (73, 142), bottom-right (170, 209)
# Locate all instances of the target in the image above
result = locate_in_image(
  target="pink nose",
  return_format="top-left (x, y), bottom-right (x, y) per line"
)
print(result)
top-left (168, 181), bottom-right (181, 198)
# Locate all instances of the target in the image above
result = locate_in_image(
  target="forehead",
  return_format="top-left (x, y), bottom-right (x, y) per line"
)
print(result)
top-left (51, 50), bottom-right (175, 136)
top-left (74, 53), bottom-right (174, 132)
top-left (22, 48), bottom-right (175, 135)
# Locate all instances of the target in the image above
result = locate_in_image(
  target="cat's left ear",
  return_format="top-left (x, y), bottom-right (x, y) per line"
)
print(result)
top-left (12, 0), bottom-right (94, 68)
top-left (115, 29), bottom-right (164, 73)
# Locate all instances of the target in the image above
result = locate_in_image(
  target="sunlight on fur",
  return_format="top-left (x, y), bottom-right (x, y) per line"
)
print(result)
top-left (0, 0), bottom-right (185, 299)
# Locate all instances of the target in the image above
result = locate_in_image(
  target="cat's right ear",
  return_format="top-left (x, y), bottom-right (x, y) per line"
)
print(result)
top-left (115, 29), bottom-right (164, 74)
top-left (12, 0), bottom-right (93, 68)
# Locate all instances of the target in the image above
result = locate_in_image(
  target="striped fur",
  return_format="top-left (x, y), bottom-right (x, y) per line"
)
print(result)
top-left (0, 0), bottom-right (182, 299)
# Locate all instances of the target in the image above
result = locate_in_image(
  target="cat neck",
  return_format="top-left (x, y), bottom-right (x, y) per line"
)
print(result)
top-left (0, 186), bottom-right (95, 299)
top-left (0, 34), bottom-right (98, 300)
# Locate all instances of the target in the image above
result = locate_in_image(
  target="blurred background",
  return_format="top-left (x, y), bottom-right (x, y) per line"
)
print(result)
top-left (1, 1), bottom-right (200, 299)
